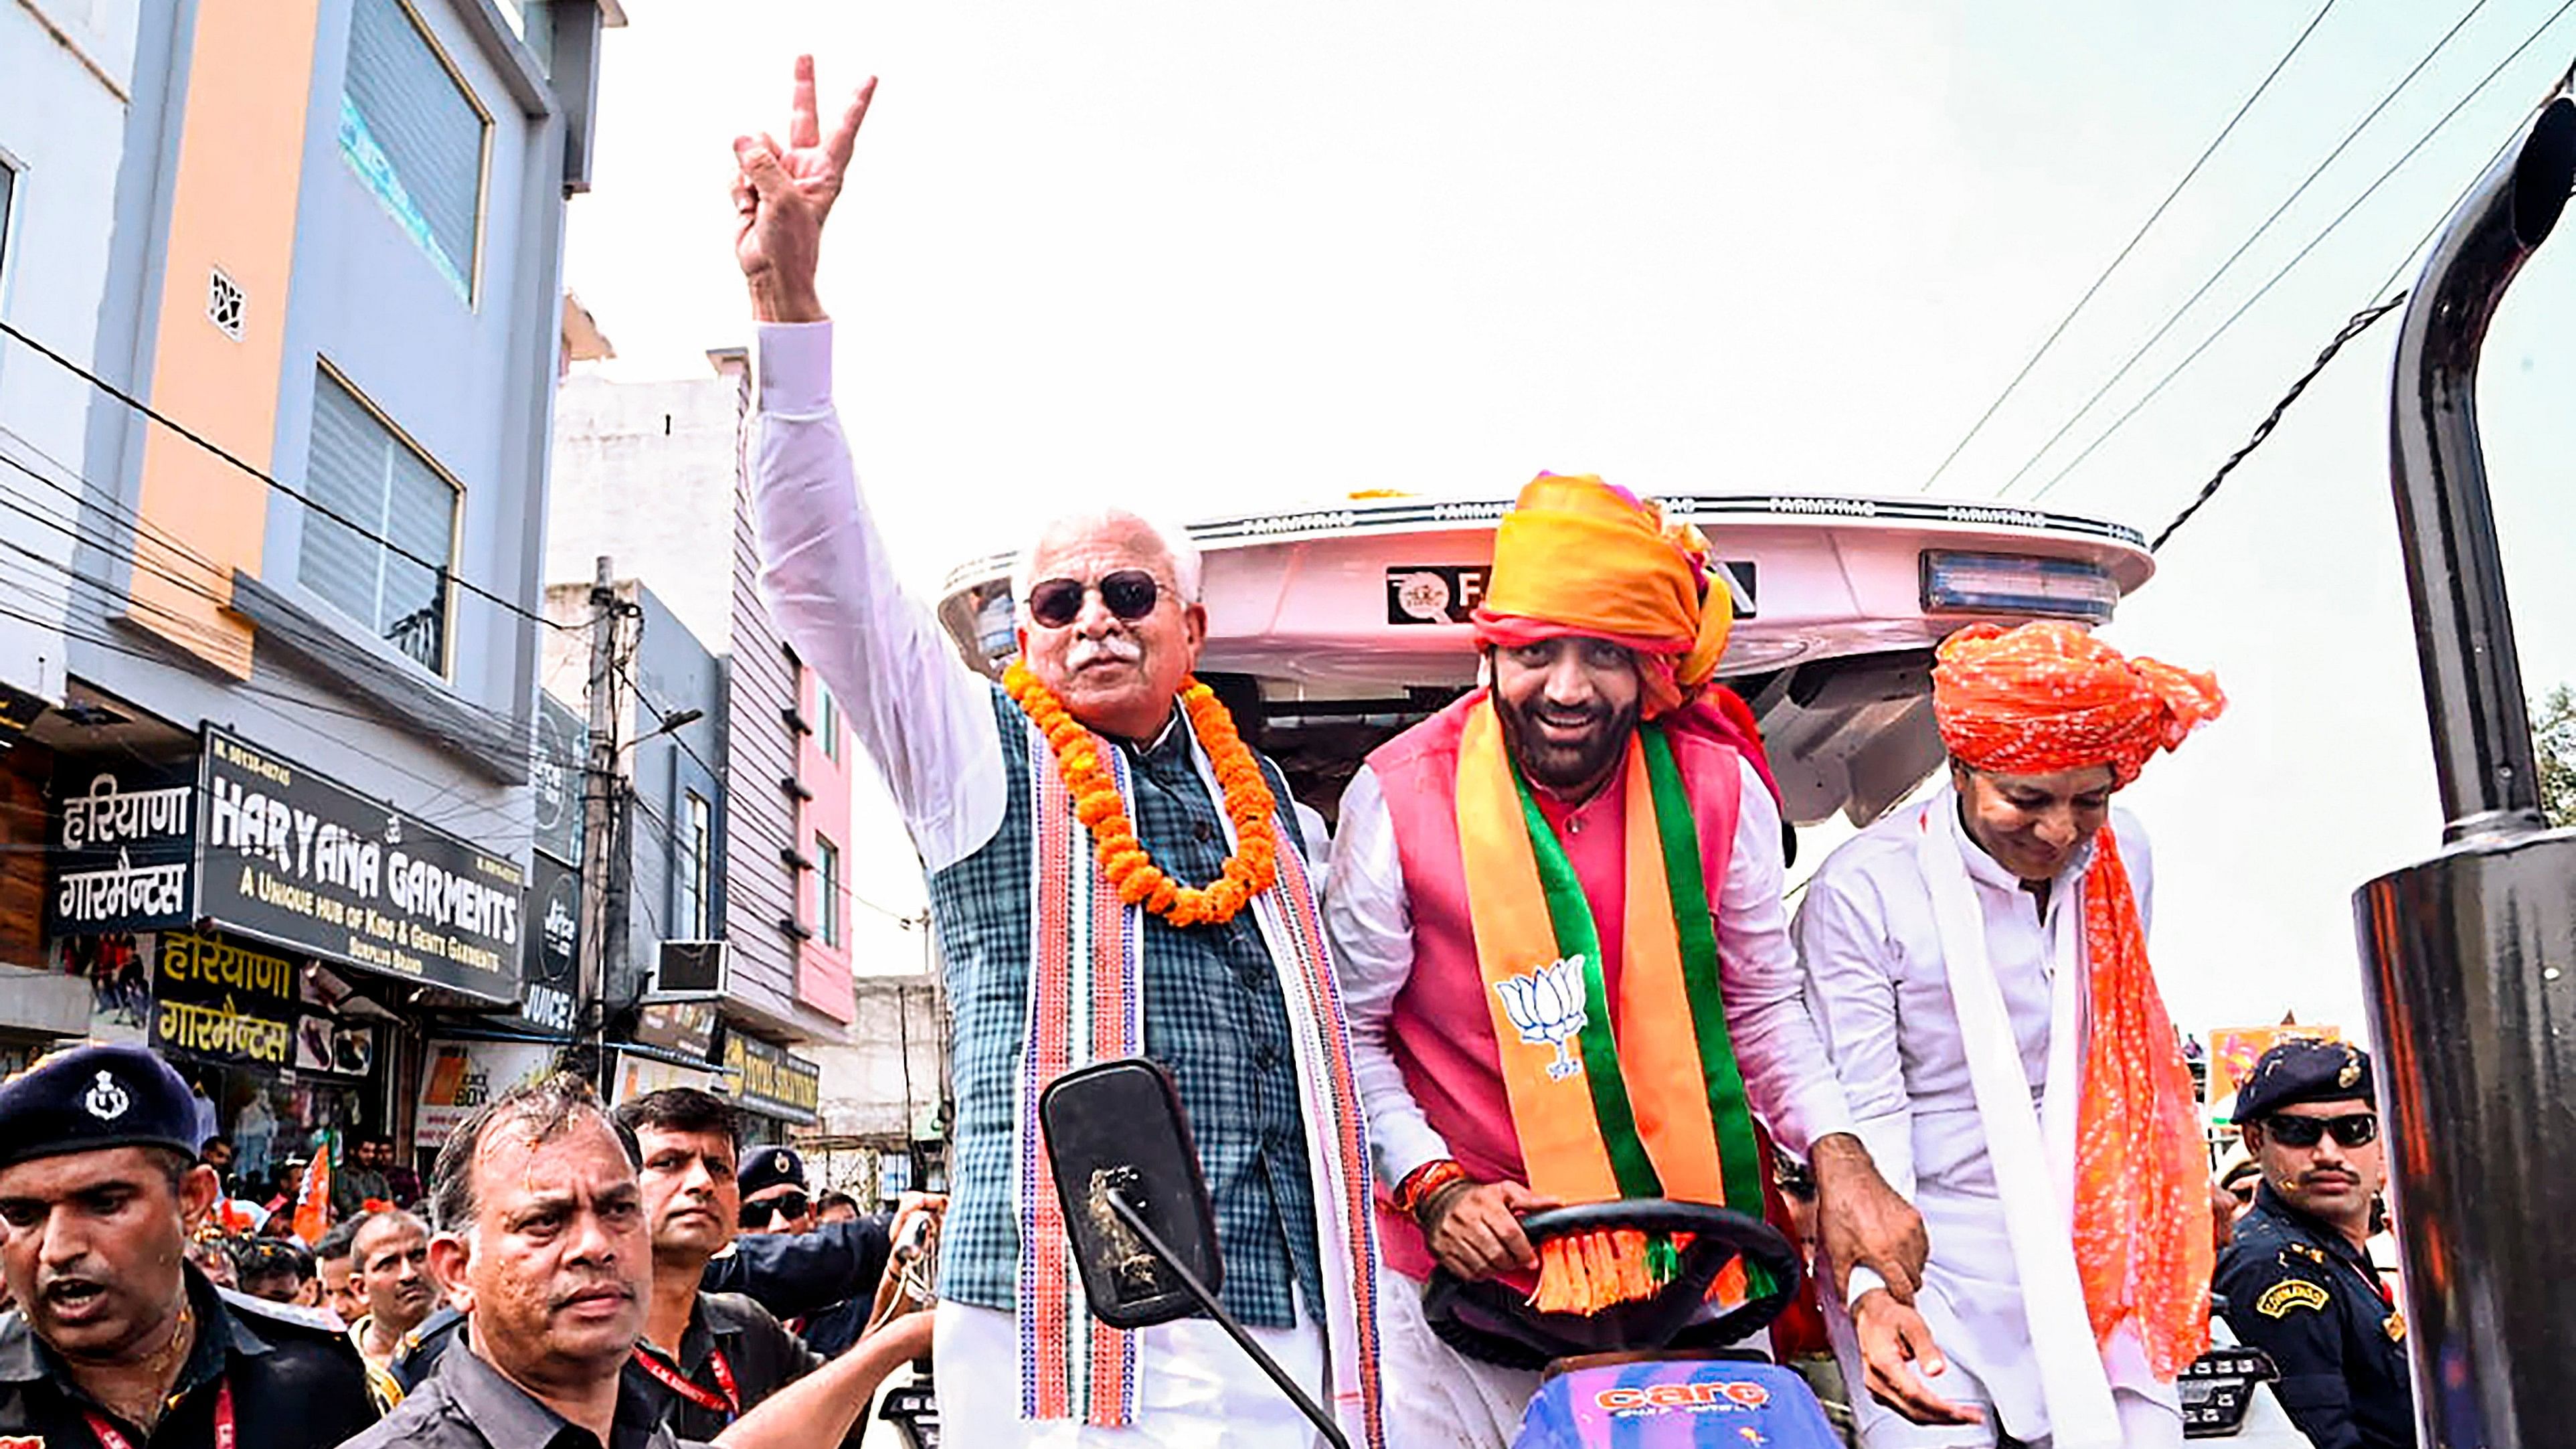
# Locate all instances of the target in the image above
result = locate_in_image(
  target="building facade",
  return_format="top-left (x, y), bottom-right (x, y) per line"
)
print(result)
top-left (0, 0), bottom-right (616, 1193)
top-left (545, 349), bottom-right (845, 1146)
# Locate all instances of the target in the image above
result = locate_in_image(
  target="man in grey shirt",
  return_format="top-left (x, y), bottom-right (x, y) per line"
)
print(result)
top-left (338, 1075), bottom-right (926, 1449)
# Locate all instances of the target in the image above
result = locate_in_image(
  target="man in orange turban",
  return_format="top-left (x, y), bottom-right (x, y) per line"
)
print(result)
top-left (1794, 620), bottom-right (2225, 1448)
top-left (1325, 475), bottom-right (1927, 1446)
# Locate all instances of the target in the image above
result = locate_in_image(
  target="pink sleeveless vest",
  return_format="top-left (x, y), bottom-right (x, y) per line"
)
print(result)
top-left (1368, 691), bottom-right (1744, 1284)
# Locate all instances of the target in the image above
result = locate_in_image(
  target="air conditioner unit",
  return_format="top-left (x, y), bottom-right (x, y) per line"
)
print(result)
top-left (652, 940), bottom-right (730, 999)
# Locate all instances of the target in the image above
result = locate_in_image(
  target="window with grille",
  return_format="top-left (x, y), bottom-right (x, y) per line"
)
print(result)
top-left (339, 0), bottom-right (485, 300)
top-left (300, 367), bottom-right (457, 672)
top-left (816, 835), bottom-right (843, 948)
top-left (680, 792), bottom-right (711, 939)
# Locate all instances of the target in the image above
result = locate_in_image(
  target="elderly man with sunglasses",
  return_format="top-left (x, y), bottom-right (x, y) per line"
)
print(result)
top-left (2215, 1041), bottom-right (2412, 1449)
top-left (732, 58), bottom-right (1383, 1448)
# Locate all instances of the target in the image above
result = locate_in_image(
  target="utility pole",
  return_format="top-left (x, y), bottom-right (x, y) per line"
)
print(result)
top-left (577, 555), bottom-right (625, 1088)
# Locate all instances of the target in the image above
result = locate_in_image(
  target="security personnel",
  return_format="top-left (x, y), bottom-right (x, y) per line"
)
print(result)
top-left (613, 1090), bottom-right (848, 1444)
top-left (2215, 1040), bottom-right (2415, 1449)
top-left (0, 1043), bottom-right (377, 1448)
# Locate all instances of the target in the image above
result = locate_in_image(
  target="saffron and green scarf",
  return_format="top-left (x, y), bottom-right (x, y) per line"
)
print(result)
top-left (1457, 700), bottom-right (1769, 1314)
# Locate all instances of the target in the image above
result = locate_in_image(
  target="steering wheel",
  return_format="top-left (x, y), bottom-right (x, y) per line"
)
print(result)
top-left (1421, 1199), bottom-right (1805, 1372)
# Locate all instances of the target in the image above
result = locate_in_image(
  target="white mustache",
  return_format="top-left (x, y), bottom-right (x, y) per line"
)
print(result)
top-left (1069, 636), bottom-right (1142, 669)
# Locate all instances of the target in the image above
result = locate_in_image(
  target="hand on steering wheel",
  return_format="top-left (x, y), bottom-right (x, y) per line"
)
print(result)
top-left (1420, 1178), bottom-right (1559, 1281)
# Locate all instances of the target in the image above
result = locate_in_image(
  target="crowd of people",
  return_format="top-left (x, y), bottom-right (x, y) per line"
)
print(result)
top-left (0, 54), bottom-right (2419, 1449)
top-left (0, 1044), bottom-right (941, 1449)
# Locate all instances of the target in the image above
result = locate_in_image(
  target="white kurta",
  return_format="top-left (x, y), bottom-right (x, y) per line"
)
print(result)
top-left (1794, 784), bottom-right (2177, 1448)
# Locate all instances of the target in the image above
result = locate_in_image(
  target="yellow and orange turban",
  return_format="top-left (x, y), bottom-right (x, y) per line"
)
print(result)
top-left (1932, 621), bottom-right (2225, 786)
top-left (1472, 474), bottom-right (1731, 719)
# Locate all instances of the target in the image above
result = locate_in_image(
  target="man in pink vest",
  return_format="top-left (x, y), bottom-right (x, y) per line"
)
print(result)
top-left (1325, 475), bottom-right (1929, 1446)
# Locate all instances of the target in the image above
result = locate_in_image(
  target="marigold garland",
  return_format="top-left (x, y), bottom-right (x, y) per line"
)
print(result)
top-left (1003, 662), bottom-right (1280, 928)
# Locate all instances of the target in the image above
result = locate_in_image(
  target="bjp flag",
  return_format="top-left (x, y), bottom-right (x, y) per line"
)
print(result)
top-left (291, 1145), bottom-right (334, 1245)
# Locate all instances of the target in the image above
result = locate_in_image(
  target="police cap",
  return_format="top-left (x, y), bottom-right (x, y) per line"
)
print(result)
top-left (2233, 1038), bottom-right (2375, 1124)
top-left (0, 1043), bottom-right (203, 1171)
top-left (737, 1143), bottom-right (808, 1197)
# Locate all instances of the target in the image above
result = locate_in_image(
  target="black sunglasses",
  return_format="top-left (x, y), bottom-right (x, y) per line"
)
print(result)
top-left (2262, 1112), bottom-right (2379, 1148)
top-left (1027, 570), bottom-right (1163, 629)
top-left (748, 1191), bottom-right (812, 1226)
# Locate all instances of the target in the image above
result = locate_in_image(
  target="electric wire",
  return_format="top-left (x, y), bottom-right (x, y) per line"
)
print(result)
top-left (0, 440), bottom-right (538, 743)
top-left (2145, 296), bottom-right (2408, 551)
top-left (2018, 2), bottom-right (2576, 503)
top-left (0, 584), bottom-right (531, 837)
top-left (1986, 0), bottom-right (2498, 497)
top-left (1913, 0), bottom-right (2342, 495)
top-left (2136, 84), bottom-right (2557, 551)
top-left (0, 316), bottom-right (572, 632)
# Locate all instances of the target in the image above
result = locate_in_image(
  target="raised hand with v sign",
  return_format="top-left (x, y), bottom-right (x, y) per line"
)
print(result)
top-left (732, 54), bottom-right (874, 324)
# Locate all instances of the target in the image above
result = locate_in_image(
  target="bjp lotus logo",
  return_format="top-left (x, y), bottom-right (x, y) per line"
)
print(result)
top-left (1495, 956), bottom-right (1589, 1081)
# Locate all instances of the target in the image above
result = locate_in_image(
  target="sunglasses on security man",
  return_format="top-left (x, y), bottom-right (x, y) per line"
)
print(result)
top-left (1027, 570), bottom-right (1163, 629)
top-left (747, 1191), bottom-right (812, 1226)
top-left (2261, 1112), bottom-right (2379, 1148)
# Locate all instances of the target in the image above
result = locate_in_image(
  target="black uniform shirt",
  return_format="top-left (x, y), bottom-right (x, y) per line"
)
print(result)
top-left (0, 1267), bottom-right (375, 1449)
top-left (630, 1292), bottom-right (855, 1444)
top-left (2216, 1185), bottom-right (2415, 1449)
top-left (340, 1334), bottom-right (707, 1449)
top-left (697, 1218), bottom-right (890, 1323)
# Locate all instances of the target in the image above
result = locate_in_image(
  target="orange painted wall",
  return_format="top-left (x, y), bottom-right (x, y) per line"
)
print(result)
top-left (127, 0), bottom-right (327, 677)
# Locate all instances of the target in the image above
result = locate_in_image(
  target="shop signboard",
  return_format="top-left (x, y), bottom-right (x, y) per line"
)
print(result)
top-left (610, 1048), bottom-right (721, 1104)
top-left (47, 758), bottom-right (195, 936)
top-left (149, 930), bottom-right (375, 1077)
top-left (513, 853), bottom-right (580, 1036)
top-left (418, 1038), bottom-right (563, 1139)
top-left (531, 693), bottom-right (587, 867)
top-left (197, 727), bottom-right (526, 1004)
top-left (721, 1031), bottom-right (823, 1124)
top-left (630, 999), bottom-right (717, 1061)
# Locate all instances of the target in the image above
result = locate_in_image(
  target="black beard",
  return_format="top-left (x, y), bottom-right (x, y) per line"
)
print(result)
top-left (1494, 691), bottom-right (1639, 798)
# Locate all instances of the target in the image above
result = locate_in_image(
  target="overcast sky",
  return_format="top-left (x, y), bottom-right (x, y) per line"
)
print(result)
top-left (561, 1), bottom-right (2576, 1039)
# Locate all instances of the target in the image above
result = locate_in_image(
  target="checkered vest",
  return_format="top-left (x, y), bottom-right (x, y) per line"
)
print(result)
top-left (927, 685), bottom-right (1325, 1327)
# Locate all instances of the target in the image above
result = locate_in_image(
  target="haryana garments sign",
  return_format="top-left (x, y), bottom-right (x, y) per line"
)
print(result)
top-left (47, 759), bottom-right (195, 935)
top-left (197, 728), bottom-right (525, 1003)
top-left (418, 1039), bottom-right (561, 1138)
top-left (149, 930), bottom-right (298, 1071)
top-left (148, 930), bottom-right (376, 1077)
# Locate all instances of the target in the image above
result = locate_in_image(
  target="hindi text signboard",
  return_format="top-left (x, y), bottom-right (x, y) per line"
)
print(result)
top-left (48, 760), bottom-right (195, 935)
top-left (150, 930), bottom-right (375, 1077)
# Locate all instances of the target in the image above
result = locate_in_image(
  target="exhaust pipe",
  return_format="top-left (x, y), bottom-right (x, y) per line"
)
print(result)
top-left (2385, 93), bottom-right (2576, 843)
top-left (2355, 93), bottom-right (2576, 1449)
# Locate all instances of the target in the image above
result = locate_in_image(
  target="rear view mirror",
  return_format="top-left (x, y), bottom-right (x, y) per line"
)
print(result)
top-left (1037, 1057), bottom-right (1223, 1329)
top-left (1037, 1056), bottom-right (1352, 1449)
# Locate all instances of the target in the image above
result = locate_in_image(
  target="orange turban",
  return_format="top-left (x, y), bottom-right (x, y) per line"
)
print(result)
top-left (1932, 621), bottom-right (2225, 786)
top-left (1472, 475), bottom-right (1732, 719)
